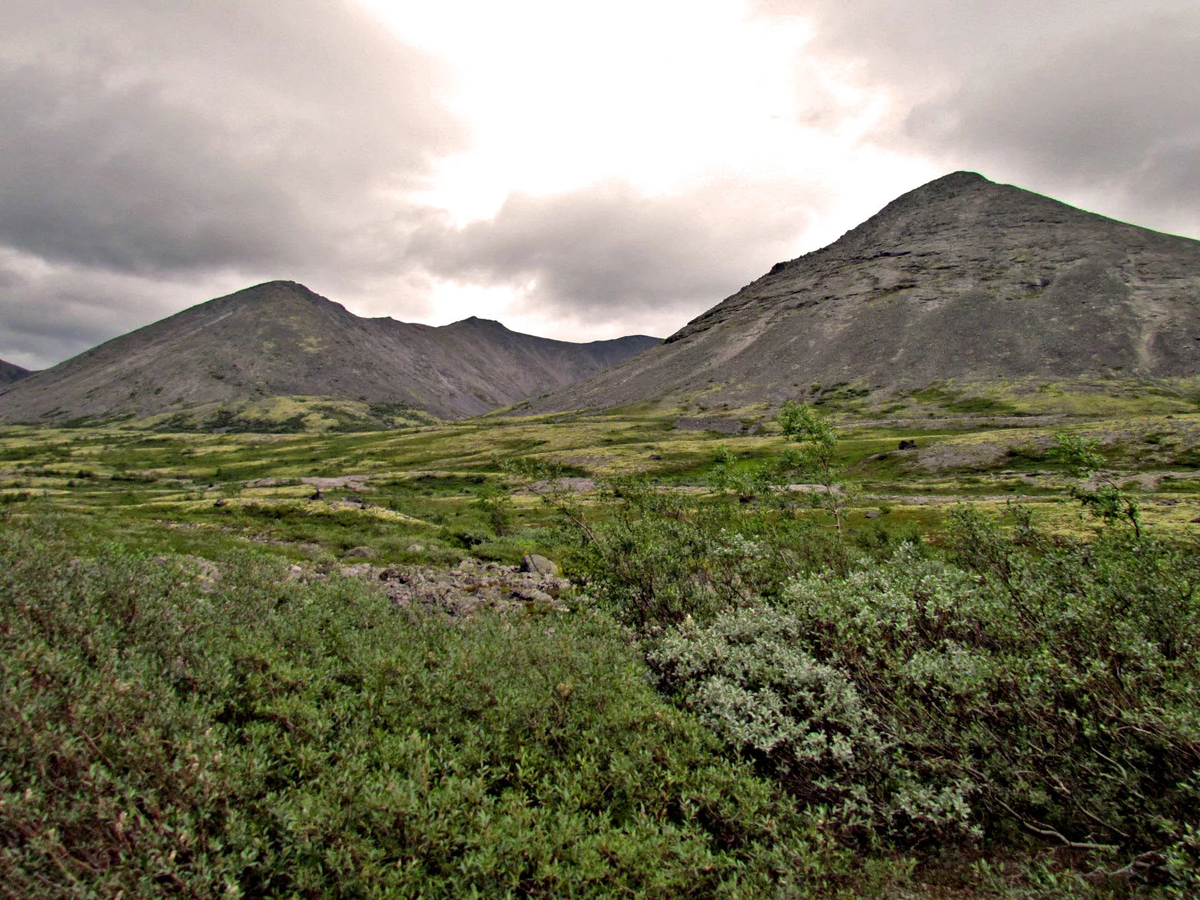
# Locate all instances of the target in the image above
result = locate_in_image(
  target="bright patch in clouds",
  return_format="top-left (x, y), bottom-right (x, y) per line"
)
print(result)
top-left (352, 0), bottom-right (932, 334)
top-left (360, 1), bottom-right (818, 209)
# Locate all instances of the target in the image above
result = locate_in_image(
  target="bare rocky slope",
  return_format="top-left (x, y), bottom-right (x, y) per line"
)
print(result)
top-left (518, 172), bottom-right (1200, 415)
top-left (0, 359), bottom-right (30, 386)
top-left (0, 281), bottom-right (658, 424)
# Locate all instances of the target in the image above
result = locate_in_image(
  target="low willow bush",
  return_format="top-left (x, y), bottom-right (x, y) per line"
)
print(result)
top-left (563, 479), bottom-right (855, 630)
top-left (649, 508), bottom-right (1200, 876)
top-left (0, 517), bottom-right (862, 899)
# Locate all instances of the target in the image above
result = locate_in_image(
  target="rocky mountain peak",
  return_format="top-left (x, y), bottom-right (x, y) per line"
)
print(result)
top-left (0, 281), bottom-right (660, 425)
top-left (523, 171), bottom-right (1200, 415)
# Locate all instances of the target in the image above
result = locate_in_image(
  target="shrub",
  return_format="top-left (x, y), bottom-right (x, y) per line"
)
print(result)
top-left (1, 516), bottom-right (841, 899)
top-left (651, 511), bottom-right (1200, 864)
top-left (563, 479), bottom-right (851, 630)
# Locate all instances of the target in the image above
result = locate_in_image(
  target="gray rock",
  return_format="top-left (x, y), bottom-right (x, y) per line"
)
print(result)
top-left (510, 585), bottom-right (555, 603)
top-left (343, 546), bottom-right (378, 559)
top-left (520, 554), bottom-right (560, 577)
top-left (674, 417), bottom-right (744, 435)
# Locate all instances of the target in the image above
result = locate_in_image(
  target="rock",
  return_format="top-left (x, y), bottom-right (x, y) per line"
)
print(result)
top-left (343, 546), bottom-right (378, 559)
top-left (863, 509), bottom-right (882, 519)
top-left (512, 587), bottom-right (556, 604)
top-left (675, 416), bottom-right (745, 435)
top-left (520, 554), bottom-right (560, 577)
top-left (898, 439), bottom-right (918, 450)
top-left (407, 543), bottom-right (424, 553)
top-left (370, 558), bottom-right (574, 616)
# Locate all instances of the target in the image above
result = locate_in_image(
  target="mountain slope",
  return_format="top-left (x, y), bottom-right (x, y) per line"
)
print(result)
top-left (521, 172), bottom-right (1200, 415)
top-left (0, 359), bottom-right (31, 385)
top-left (0, 282), bottom-right (659, 424)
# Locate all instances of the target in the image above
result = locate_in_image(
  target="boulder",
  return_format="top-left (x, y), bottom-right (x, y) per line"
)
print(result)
top-left (520, 554), bottom-right (560, 577)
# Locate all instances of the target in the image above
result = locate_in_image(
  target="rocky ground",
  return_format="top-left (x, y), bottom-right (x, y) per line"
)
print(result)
top-left (309, 553), bottom-right (574, 617)
top-left (374, 554), bottom-right (573, 617)
top-left (177, 550), bottom-right (577, 616)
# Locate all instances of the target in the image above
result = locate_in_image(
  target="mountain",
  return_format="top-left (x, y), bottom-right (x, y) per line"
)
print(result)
top-left (0, 281), bottom-right (659, 426)
top-left (519, 172), bottom-right (1200, 416)
top-left (0, 359), bottom-right (31, 385)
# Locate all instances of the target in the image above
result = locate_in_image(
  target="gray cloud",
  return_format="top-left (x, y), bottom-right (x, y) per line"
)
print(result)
top-left (6, 1), bottom-right (1197, 369)
top-left (410, 180), bottom-right (813, 332)
top-left (0, 0), bottom-right (464, 366)
top-left (758, 0), bottom-right (1200, 238)
top-left (0, 0), bottom-right (460, 275)
top-left (0, 248), bottom-right (250, 370)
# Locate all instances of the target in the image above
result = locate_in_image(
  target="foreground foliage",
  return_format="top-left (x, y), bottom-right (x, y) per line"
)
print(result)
top-left (1, 517), bottom-right (856, 899)
top-left (552, 475), bottom-right (1200, 892)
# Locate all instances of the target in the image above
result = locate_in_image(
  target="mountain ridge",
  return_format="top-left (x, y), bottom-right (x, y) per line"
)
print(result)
top-left (519, 172), bottom-right (1200, 415)
top-left (0, 281), bottom-right (659, 425)
top-left (0, 359), bottom-right (31, 385)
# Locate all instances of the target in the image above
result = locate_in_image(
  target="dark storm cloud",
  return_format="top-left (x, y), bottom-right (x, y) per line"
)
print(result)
top-left (0, 248), bottom-right (249, 369)
top-left (0, 0), bottom-right (463, 366)
top-left (0, 0), bottom-right (460, 275)
top-left (758, 0), bottom-right (1200, 238)
top-left (410, 181), bottom-right (811, 327)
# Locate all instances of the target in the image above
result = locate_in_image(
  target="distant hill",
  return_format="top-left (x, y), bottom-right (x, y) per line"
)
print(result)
top-left (0, 359), bottom-right (31, 385)
top-left (0, 281), bottom-right (659, 427)
top-left (520, 172), bottom-right (1200, 416)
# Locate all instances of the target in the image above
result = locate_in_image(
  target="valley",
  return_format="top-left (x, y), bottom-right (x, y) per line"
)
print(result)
top-left (5, 172), bottom-right (1200, 898)
top-left (3, 400), bottom-right (1198, 569)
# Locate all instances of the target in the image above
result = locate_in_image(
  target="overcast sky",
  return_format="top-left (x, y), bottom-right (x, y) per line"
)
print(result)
top-left (2, 0), bottom-right (1196, 369)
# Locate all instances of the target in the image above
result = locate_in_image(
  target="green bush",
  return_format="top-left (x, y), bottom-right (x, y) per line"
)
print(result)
top-left (650, 510), bottom-right (1200, 865)
top-left (560, 479), bottom-right (851, 630)
top-left (1, 517), bottom-right (843, 899)
top-left (650, 598), bottom-right (975, 848)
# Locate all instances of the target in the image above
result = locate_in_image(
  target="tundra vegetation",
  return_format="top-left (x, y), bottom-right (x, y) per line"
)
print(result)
top-left (3, 400), bottom-right (1200, 898)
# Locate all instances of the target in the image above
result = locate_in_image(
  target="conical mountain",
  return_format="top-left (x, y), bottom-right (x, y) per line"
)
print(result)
top-left (520, 172), bottom-right (1200, 415)
top-left (0, 359), bottom-right (30, 385)
top-left (0, 281), bottom-right (658, 425)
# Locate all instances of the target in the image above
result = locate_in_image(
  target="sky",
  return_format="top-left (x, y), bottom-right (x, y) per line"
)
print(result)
top-left (1, 0), bottom-right (1197, 370)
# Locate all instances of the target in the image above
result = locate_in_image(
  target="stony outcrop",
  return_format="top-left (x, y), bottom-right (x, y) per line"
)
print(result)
top-left (377, 558), bottom-right (572, 616)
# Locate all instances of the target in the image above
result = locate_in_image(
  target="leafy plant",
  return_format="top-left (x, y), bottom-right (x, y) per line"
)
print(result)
top-left (776, 401), bottom-right (854, 531)
top-left (0, 516), bottom-right (844, 899)
top-left (1051, 431), bottom-right (1142, 537)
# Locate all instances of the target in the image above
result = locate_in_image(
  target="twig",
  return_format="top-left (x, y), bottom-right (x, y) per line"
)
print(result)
top-left (993, 798), bottom-right (1119, 852)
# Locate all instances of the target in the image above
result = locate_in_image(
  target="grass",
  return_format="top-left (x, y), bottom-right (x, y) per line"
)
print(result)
top-left (2, 406), bottom-right (1198, 564)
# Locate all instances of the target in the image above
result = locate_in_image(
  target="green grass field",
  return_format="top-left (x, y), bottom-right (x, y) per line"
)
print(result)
top-left (2, 407), bottom-right (1197, 564)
